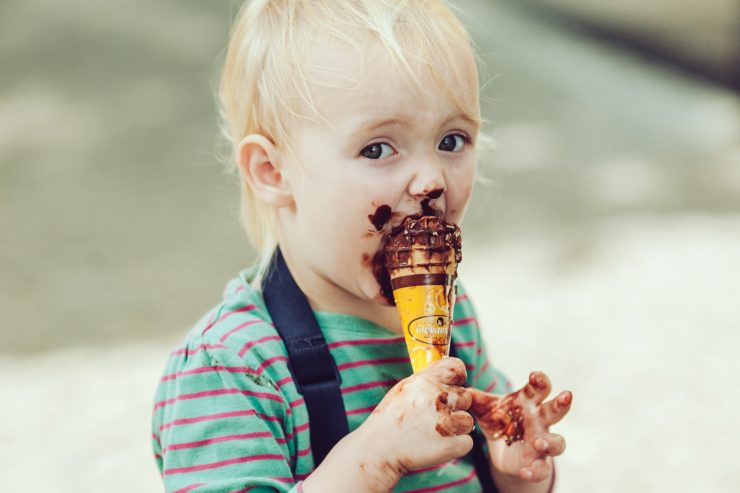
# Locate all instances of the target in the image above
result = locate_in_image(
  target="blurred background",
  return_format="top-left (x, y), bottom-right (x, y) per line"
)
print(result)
top-left (1, 0), bottom-right (738, 491)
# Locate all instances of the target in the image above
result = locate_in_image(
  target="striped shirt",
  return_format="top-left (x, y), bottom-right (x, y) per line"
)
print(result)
top-left (152, 268), bottom-right (511, 493)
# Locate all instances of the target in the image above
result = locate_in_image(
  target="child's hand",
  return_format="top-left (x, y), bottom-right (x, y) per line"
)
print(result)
top-left (362, 357), bottom-right (475, 475)
top-left (468, 372), bottom-right (572, 484)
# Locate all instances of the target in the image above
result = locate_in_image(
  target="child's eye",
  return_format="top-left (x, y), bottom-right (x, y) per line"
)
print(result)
top-left (360, 143), bottom-right (395, 160)
top-left (438, 134), bottom-right (469, 153)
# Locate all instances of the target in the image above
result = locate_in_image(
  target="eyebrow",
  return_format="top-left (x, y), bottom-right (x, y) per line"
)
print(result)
top-left (357, 113), bottom-right (481, 134)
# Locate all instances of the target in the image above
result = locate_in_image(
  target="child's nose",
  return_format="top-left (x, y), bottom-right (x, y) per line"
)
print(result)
top-left (407, 161), bottom-right (447, 199)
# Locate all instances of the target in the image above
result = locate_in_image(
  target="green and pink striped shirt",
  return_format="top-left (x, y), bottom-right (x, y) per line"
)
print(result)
top-left (152, 268), bottom-right (511, 493)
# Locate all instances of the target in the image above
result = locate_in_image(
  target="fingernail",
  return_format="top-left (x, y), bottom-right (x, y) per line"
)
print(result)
top-left (522, 469), bottom-right (533, 480)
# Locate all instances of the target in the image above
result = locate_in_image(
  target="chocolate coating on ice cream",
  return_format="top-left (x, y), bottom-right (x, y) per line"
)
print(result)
top-left (384, 216), bottom-right (462, 271)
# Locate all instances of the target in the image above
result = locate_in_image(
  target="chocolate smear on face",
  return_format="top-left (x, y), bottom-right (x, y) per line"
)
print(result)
top-left (426, 188), bottom-right (444, 199)
top-left (368, 204), bottom-right (392, 231)
top-left (372, 250), bottom-right (394, 304)
top-left (419, 188), bottom-right (445, 216)
top-left (420, 199), bottom-right (436, 217)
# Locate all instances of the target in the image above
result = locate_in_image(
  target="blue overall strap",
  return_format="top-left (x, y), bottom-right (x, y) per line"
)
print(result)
top-left (262, 248), bottom-right (349, 466)
top-left (449, 343), bottom-right (499, 492)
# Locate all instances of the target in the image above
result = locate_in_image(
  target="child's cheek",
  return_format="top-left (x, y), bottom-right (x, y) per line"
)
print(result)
top-left (448, 182), bottom-right (473, 224)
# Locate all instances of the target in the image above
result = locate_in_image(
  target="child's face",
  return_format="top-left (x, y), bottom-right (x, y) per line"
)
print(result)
top-left (279, 40), bottom-right (479, 307)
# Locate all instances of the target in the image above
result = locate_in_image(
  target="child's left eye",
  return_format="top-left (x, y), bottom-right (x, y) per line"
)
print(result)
top-left (438, 134), bottom-right (469, 153)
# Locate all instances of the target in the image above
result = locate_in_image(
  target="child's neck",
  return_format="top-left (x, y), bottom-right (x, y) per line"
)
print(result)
top-left (280, 246), bottom-right (403, 335)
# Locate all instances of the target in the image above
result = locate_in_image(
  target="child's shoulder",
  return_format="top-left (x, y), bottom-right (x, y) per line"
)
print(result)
top-left (168, 269), bottom-right (286, 372)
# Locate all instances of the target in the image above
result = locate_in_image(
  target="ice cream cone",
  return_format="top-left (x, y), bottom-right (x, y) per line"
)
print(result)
top-left (384, 216), bottom-right (462, 373)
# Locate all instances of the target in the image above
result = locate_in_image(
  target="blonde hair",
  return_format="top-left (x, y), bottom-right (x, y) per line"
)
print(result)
top-left (218, 0), bottom-right (483, 282)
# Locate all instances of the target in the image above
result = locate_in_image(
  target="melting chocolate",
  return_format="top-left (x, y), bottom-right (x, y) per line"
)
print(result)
top-left (368, 204), bottom-right (392, 231)
top-left (420, 199), bottom-right (436, 217)
top-left (385, 216), bottom-right (462, 268)
top-left (372, 250), bottom-right (394, 305)
top-left (426, 188), bottom-right (445, 199)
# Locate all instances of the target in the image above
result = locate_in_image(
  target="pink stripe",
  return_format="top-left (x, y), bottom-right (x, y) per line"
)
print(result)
top-left (220, 319), bottom-right (264, 343)
top-left (455, 293), bottom-right (469, 302)
top-left (256, 355), bottom-right (289, 374)
top-left (474, 361), bottom-right (490, 381)
top-left (161, 365), bottom-right (261, 383)
top-left (166, 431), bottom-right (274, 453)
top-left (346, 405), bottom-right (376, 416)
top-left (327, 337), bottom-right (404, 349)
top-left (272, 477), bottom-right (294, 483)
top-left (151, 432), bottom-right (161, 444)
top-left (454, 340), bottom-right (475, 348)
top-left (284, 421), bottom-right (310, 441)
top-left (275, 376), bottom-right (294, 388)
top-left (337, 357), bottom-right (409, 371)
top-left (154, 388), bottom-right (285, 411)
top-left (484, 378), bottom-right (499, 393)
top-left (408, 459), bottom-right (460, 476)
top-left (239, 335), bottom-right (282, 357)
top-left (234, 285), bottom-right (245, 294)
top-left (404, 467), bottom-right (477, 492)
top-left (294, 445), bottom-right (312, 458)
top-left (453, 317), bottom-right (477, 327)
top-left (162, 354), bottom-right (289, 384)
top-left (159, 409), bottom-right (281, 432)
top-left (159, 411), bottom-right (308, 443)
top-left (342, 380), bottom-right (395, 394)
top-left (201, 305), bottom-right (258, 335)
top-left (174, 483), bottom-right (205, 493)
top-left (170, 343), bottom-right (226, 356)
top-left (165, 454), bottom-right (284, 475)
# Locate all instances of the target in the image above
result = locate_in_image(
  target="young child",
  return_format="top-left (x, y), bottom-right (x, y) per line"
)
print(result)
top-left (151, 1), bottom-right (572, 492)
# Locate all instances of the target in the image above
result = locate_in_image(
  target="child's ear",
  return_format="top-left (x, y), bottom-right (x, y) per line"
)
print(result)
top-left (237, 134), bottom-right (293, 207)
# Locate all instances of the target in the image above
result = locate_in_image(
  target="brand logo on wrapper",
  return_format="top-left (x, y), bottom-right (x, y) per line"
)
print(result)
top-left (407, 315), bottom-right (451, 346)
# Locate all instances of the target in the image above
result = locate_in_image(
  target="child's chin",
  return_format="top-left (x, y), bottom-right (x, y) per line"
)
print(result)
top-left (371, 291), bottom-right (394, 306)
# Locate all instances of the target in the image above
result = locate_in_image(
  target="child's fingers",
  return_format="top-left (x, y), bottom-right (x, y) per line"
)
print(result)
top-left (422, 357), bottom-right (467, 386)
top-left (439, 385), bottom-right (472, 412)
top-left (538, 390), bottom-right (573, 426)
top-left (448, 433), bottom-right (474, 459)
top-left (467, 387), bottom-right (500, 416)
top-left (533, 433), bottom-right (566, 457)
top-left (436, 411), bottom-right (475, 437)
top-left (522, 371), bottom-right (551, 405)
top-left (519, 458), bottom-right (552, 483)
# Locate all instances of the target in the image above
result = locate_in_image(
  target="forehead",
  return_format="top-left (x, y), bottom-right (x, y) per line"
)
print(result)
top-left (300, 37), bottom-right (480, 128)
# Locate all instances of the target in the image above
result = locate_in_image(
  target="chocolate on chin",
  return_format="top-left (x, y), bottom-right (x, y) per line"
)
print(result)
top-left (384, 215), bottom-right (462, 373)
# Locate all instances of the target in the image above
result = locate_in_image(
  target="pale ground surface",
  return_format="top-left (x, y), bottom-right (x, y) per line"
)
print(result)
top-left (1, 0), bottom-right (739, 491)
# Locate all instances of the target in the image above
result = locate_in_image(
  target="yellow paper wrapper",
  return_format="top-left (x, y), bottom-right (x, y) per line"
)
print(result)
top-left (392, 276), bottom-right (455, 373)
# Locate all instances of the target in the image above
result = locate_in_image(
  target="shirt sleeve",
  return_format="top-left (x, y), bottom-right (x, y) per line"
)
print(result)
top-left (152, 341), bottom-right (302, 493)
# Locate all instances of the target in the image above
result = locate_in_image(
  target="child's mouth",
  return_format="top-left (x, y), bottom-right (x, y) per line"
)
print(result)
top-left (364, 190), bottom-right (456, 305)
